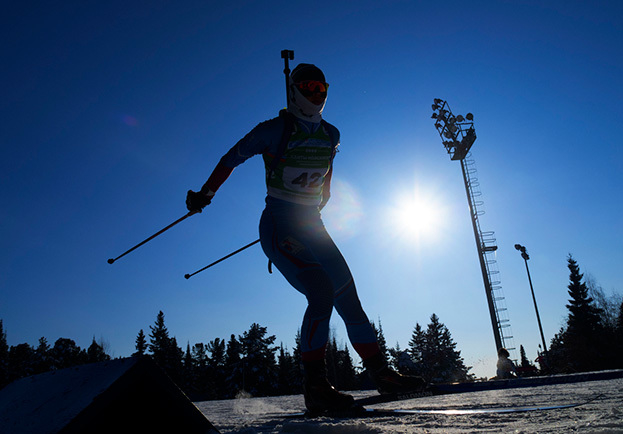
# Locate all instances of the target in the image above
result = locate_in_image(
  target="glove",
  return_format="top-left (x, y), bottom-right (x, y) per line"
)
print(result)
top-left (186, 190), bottom-right (213, 212)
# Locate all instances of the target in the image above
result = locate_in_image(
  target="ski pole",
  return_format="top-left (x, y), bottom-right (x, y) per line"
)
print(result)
top-left (184, 238), bottom-right (260, 279)
top-left (107, 211), bottom-right (198, 264)
top-left (281, 49), bottom-right (294, 106)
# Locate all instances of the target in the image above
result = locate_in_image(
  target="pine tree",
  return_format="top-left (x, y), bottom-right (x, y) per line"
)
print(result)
top-left (34, 337), bottom-right (51, 375)
top-left (326, 335), bottom-right (357, 391)
top-left (148, 311), bottom-right (183, 383)
top-left (239, 323), bottom-right (278, 396)
top-left (224, 334), bottom-right (243, 397)
top-left (207, 338), bottom-right (227, 398)
top-left (546, 327), bottom-right (568, 372)
top-left (519, 345), bottom-right (530, 368)
top-left (191, 343), bottom-right (215, 400)
top-left (336, 343), bottom-right (358, 390)
top-left (518, 344), bottom-right (538, 376)
top-left (0, 320), bottom-right (8, 389)
top-left (8, 343), bottom-right (35, 381)
top-left (564, 255), bottom-right (605, 371)
top-left (148, 311), bottom-right (170, 365)
top-left (408, 323), bottom-right (425, 365)
top-left (293, 329), bottom-right (302, 365)
top-left (370, 319), bottom-right (389, 360)
top-left (390, 342), bottom-right (418, 375)
top-left (86, 337), bottom-right (110, 363)
top-left (133, 329), bottom-right (147, 356)
top-left (409, 314), bottom-right (470, 382)
top-left (50, 338), bottom-right (85, 370)
top-left (277, 344), bottom-right (300, 395)
top-left (325, 335), bottom-right (338, 388)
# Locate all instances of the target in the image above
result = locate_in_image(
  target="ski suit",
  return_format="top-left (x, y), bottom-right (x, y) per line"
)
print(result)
top-left (203, 113), bottom-right (380, 362)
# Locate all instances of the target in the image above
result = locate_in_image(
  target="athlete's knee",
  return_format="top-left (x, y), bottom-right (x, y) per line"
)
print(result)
top-left (297, 268), bottom-right (334, 314)
top-left (334, 283), bottom-right (369, 324)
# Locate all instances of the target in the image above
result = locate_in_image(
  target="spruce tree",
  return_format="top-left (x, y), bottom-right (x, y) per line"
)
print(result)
top-left (325, 335), bottom-right (338, 388)
top-left (519, 345), bottom-right (531, 369)
top-left (277, 344), bottom-right (300, 395)
top-left (564, 255), bottom-right (605, 371)
top-left (336, 343), bottom-right (358, 390)
top-left (239, 323), bottom-right (278, 396)
top-left (408, 323), bottom-right (425, 366)
top-left (207, 338), bottom-right (227, 398)
top-left (0, 320), bottom-right (8, 389)
top-left (148, 311), bottom-right (170, 365)
top-left (370, 319), bottom-right (389, 360)
top-left (180, 343), bottom-right (195, 397)
top-left (86, 337), bottom-right (110, 363)
top-left (192, 343), bottom-right (215, 400)
top-left (224, 334), bottom-right (243, 397)
top-left (133, 329), bottom-right (147, 356)
top-left (410, 314), bottom-right (470, 382)
top-left (34, 337), bottom-right (51, 375)
top-left (148, 311), bottom-right (183, 383)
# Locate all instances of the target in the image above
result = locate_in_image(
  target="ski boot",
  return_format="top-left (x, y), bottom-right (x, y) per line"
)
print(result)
top-left (364, 353), bottom-right (427, 395)
top-left (303, 360), bottom-right (356, 414)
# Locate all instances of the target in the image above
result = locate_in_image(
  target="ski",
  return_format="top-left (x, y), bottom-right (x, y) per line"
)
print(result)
top-left (355, 369), bottom-right (623, 406)
top-left (282, 394), bottom-right (601, 419)
top-left (354, 388), bottom-right (436, 406)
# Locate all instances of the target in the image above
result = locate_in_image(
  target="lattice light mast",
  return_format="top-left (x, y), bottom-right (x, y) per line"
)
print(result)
top-left (431, 99), bottom-right (514, 354)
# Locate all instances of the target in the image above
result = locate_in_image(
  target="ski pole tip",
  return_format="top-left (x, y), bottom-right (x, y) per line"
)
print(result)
top-left (107, 258), bottom-right (115, 264)
top-left (184, 274), bottom-right (191, 280)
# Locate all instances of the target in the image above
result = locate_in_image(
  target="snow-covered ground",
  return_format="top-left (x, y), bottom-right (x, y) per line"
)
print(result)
top-left (196, 378), bottom-right (623, 433)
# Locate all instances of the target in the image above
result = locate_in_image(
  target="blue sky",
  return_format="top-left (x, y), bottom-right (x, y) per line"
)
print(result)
top-left (2, 0), bottom-right (621, 379)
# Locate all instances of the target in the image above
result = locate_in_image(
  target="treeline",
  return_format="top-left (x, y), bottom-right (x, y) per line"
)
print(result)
top-left (1, 254), bottom-right (621, 398)
top-left (124, 310), bottom-right (471, 400)
top-left (545, 255), bottom-right (623, 373)
top-left (0, 332), bottom-right (110, 389)
top-left (0, 311), bottom-right (469, 399)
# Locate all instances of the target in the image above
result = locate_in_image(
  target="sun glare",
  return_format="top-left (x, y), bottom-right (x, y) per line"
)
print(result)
top-left (387, 190), bottom-right (446, 242)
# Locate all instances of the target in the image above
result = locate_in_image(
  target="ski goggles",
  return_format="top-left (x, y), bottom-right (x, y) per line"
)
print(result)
top-left (295, 80), bottom-right (329, 95)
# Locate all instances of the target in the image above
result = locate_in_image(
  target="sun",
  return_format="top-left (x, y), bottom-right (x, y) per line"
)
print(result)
top-left (386, 189), bottom-right (446, 242)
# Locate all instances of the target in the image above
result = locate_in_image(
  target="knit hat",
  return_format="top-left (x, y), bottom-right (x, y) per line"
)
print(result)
top-left (291, 63), bottom-right (326, 83)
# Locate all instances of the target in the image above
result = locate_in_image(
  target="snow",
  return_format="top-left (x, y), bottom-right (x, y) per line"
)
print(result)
top-left (195, 378), bottom-right (623, 433)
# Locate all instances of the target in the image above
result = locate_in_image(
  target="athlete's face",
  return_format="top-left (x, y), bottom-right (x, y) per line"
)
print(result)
top-left (294, 80), bottom-right (329, 105)
top-left (306, 92), bottom-right (327, 105)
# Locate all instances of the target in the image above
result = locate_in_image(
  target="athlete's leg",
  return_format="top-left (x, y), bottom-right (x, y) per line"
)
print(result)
top-left (307, 224), bottom-right (381, 360)
top-left (259, 207), bottom-right (334, 362)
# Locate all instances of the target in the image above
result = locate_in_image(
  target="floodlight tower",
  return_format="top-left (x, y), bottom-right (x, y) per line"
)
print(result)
top-left (431, 99), bottom-right (514, 354)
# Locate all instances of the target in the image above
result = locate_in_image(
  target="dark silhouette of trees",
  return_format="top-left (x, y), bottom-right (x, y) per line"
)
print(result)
top-left (408, 313), bottom-right (471, 382)
top-left (224, 333), bottom-right (243, 397)
top-left (133, 329), bottom-right (147, 356)
top-left (326, 335), bottom-right (358, 391)
top-left (548, 255), bottom-right (615, 372)
top-left (0, 321), bottom-right (8, 389)
top-left (277, 344), bottom-right (301, 395)
top-left (239, 323), bottom-right (278, 396)
top-left (86, 338), bottom-right (111, 364)
top-left (50, 338), bottom-right (85, 370)
top-left (371, 319), bottom-right (389, 361)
